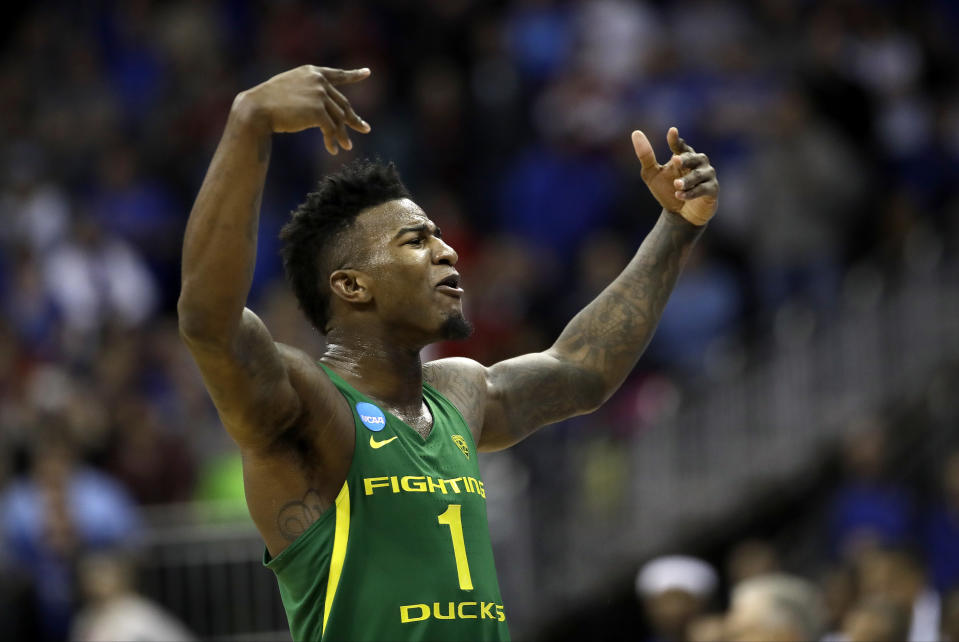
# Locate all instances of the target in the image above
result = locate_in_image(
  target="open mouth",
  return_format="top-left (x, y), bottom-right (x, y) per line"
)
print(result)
top-left (435, 273), bottom-right (464, 297)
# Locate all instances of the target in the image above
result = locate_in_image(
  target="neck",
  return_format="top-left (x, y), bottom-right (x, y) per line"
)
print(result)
top-left (320, 328), bottom-right (425, 410)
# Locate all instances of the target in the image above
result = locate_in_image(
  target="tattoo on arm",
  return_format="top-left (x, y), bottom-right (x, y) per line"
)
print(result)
top-left (553, 210), bottom-right (703, 387)
top-left (494, 210), bottom-right (701, 437)
top-left (276, 489), bottom-right (328, 542)
top-left (444, 212), bottom-right (704, 451)
top-left (424, 362), bottom-right (486, 432)
top-left (499, 355), bottom-right (603, 435)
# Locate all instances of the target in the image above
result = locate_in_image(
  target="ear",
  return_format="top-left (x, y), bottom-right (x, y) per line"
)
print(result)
top-left (329, 269), bottom-right (373, 304)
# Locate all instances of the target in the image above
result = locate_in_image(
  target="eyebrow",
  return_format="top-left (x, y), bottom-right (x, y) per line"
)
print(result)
top-left (393, 223), bottom-right (442, 239)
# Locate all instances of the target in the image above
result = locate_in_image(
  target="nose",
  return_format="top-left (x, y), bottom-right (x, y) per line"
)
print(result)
top-left (432, 237), bottom-right (458, 266)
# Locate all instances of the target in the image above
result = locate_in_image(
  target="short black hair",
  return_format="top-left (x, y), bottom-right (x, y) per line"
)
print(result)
top-left (280, 159), bottom-right (410, 333)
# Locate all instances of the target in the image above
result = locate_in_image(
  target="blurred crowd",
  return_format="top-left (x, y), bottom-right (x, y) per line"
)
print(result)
top-left (632, 408), bottom-right (959, 642)
top-left (0, 0), bottom-right (957, 640)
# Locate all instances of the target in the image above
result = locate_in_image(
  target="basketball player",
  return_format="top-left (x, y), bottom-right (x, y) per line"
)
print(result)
top-left (178, 65), bottom-right (718, 641)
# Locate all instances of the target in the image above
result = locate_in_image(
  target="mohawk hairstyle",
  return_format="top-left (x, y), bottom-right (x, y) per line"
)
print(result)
top-left (280, 159), bottom-right (411, 333)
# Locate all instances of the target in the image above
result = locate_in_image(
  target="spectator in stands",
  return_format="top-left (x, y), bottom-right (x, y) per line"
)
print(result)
top-left (925, 449), bottom-right (959, 594)
top-left (1, 246), bottom-right (61, 359)
top-left (819, 564), bottom-right (859, 641)
top-left (644, 244), bottom-right (743, 376)
top-left (744, 84), bottom-right (864, 319)
top-left (942, 587), bottom-right (959, 642)
top-left (635, 555), bottom-right (718, 642)
top-left (0, 418), bottom-right (141, 640)
top-left (828, 418), bottom-right (915, 562)
top-left (504, 0), bottom-right (574, 84)
top-left (88, 140), bottom-right (181, 290)
top-left (855, 546), bottom-right (940, 642)
top-left (70, 551), bottom-right (194, 641)
top-left (0, 142), bottom-right (70, 254)
top-left (0, 553), bottom-right (39, 641)
top-left (42, 215), bottom-right (158, 340)
top-left (725, 538), bottom-right (781, 587)
top-left (841, 597), bottom-right (911, 642)
top-left (685, 613), bottom-right (726, 642)
top-left (724, 573), bottom-right (825, 642)
top-left (106, 398), bottom-right (195, 505)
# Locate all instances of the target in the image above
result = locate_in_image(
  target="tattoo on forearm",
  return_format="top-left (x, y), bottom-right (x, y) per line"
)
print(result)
top-left (277, 489), bottom-right (327, 542)
top-left (555, 211), bottom-right (702, 382)
top-left (427, 213), bottom-right (702, 448)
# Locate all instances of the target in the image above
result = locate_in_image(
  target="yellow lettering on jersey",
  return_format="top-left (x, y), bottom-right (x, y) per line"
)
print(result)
top-left (427, 477), bottom-right (448, 494)
top-left (362, 475), bottom-right (487, 500)
top-left (364, 477), bottom-right (390, 495)
top-left (400, 604), bottom-right (430, 623)
top-left (401, 476), bottom-right (427, 492)
top-left (400, 601), bottom-right (504, 625)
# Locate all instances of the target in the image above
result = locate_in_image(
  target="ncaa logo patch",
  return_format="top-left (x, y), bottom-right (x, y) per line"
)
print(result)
top-left (451, 434), bottom-right (470, 459)
top-left (356, 402), bottom-right (386, 432)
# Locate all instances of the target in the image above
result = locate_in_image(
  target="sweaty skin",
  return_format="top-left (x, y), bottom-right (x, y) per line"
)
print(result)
top-left (178, 65), bottom-right (719, 558)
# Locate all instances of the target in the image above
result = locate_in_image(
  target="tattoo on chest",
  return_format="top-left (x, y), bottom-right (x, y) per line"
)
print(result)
top-left (276, 489), bottom-right (327, 542)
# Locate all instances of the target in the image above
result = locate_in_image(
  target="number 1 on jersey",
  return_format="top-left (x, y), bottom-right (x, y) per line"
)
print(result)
top-left (437, 504), bottom-right (473, 590)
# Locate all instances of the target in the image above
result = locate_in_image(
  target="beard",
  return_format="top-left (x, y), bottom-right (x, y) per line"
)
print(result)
top-left (440, 311), bottom-right (473, 341)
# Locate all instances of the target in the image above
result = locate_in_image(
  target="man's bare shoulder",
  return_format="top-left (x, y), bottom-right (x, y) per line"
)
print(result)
top-left (275, 343), bottom-right (349, 420)
top-left (423, 357), bottom-right (488, 439)
top-left (423, 356), bottom-right (487, 393)
top-left (275, 341), bottom-right (323, 371)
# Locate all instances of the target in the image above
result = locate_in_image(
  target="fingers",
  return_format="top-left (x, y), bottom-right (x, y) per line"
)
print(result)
top-left (667, 126), bottom-right (695, 156)
top-left (631, 130), bottom-right (659, 171)
top-left (673, 170), bottom-right (718, 200)
top-left (326, 84), bottom-right (371, 133)
top-left (634, 128), bottom-right (700, 172)
top-left (675, 151), bottom-right (709, 170)
top-left (318, 66), bottom-right (371, 85)
top-left (669, 142), bottom-right (713, 199)
top-left (313, 66), bottom-right (372, 153)
top-left (675, 180), bottom-right (717, 201)
top-left (673, 163), bottom-right (715, 190)
top-left (322, 98), bottom-right (353, 150)
top-left (314, 105), bottom-right (341, 155)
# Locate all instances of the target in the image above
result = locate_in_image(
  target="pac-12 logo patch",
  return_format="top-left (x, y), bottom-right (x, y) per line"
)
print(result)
top-left (356, 402), bottom-right (386, 432)
top-left (451, 434), bottom-right (470, 459)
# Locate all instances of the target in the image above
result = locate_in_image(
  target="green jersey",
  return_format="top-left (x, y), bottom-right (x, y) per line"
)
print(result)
top-left (264, 364), bottom-right (511, 641)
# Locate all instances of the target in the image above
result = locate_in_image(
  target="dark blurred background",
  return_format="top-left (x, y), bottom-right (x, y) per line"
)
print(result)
top-left (1, 1), bottom-right (958, 640)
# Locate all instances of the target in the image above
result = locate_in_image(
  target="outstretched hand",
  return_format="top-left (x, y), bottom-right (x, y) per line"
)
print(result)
top-left (631, 127), bottom-right (718, 226)
top-left (240, 65), bottom-right (372, 155)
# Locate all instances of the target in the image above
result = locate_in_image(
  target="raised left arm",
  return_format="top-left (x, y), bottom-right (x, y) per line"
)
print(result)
top-left (473, 127), bottom-right (718, 450)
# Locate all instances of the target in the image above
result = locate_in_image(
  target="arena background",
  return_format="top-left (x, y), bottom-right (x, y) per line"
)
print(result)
top-left (1, 1), bottom-right (958, 640)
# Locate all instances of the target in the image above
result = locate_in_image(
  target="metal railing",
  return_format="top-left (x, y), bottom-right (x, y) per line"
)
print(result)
top-left (137, 508), bottom-right (289, 641)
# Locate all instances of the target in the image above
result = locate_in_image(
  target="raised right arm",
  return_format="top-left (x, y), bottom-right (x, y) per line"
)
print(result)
top-left (177, 65), bottom-right (370, 450)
